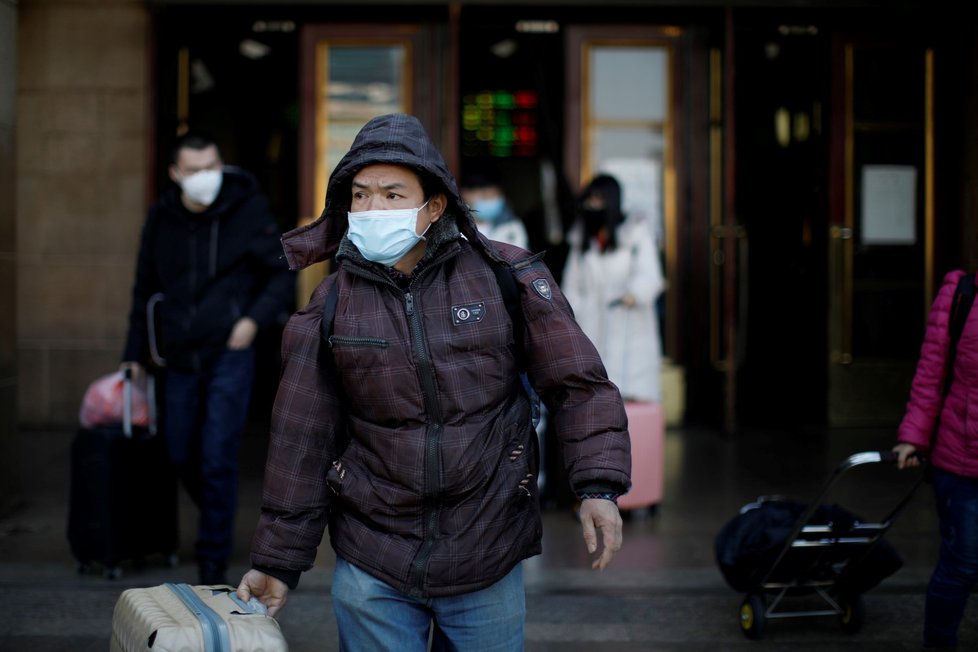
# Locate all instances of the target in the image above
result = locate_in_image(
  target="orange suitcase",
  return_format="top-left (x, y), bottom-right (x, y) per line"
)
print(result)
top-left (618, 401), bottom-right (664, 511)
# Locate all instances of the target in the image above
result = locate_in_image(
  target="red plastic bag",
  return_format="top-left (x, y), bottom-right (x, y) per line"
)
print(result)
top-left (79, 371), bottom-right (150, 429)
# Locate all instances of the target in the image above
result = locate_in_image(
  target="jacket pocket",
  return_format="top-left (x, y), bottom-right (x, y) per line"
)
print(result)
top-left (326, 451), bottom-right (422, 531)
top-left (443, 419), bottom-right (538, 509)
top-left (329, 334), bottom-right (389, 349)
top-left (329, 335), bottom-right (416, 421)
top-left (504, 434), bottom-right (538, 505)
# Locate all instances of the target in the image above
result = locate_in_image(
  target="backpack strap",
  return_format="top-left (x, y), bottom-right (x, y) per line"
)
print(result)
top-left (487, 259), bottom-right (527, 373)
top-left (484, 255), bottom-right (543, 428)
top-left (943, 272), bottom-right (977, 396)
top-left (321, 281), bottom-right (339, 342)
top-left (320, 279), bottom-right (350, 456)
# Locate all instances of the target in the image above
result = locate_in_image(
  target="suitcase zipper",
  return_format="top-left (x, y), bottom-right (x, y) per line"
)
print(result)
top-left (166, 583), bottom-right (231, 652)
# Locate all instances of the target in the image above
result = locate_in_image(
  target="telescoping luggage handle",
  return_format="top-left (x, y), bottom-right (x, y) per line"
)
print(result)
top-left (120, 369), bottom-right (158, 438)
top-left (120, 368), bottom-right (149, 438)
top-left (122, 368), bottom-right (133, 438)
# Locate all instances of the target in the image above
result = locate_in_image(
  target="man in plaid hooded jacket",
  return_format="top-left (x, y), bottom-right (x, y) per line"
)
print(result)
top-left (238, 113), bottom-right (631, 651)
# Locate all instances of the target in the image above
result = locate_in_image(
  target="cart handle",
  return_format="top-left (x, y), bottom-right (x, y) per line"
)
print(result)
top-left (758, 449), bottom-right (926, 587)
top-left (842, 449), bottom-right (926, 469)
top-left (841, 450), bottom-right (894, 469)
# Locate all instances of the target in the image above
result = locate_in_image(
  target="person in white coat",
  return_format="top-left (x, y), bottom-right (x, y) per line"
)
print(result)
top-left (562, 174), bottom-right (665, 402)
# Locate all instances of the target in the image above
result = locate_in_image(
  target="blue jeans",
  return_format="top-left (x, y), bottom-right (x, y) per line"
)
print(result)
top-left (331, 557), bottom-right (525, 652)
top-left (164, 347), bottom-right (256, 565)
top-left (924, 467), bottom-right (978, 648)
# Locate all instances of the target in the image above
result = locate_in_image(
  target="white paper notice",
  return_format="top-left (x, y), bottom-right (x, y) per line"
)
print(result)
top-left (861, 165), bottom-right (917, 245)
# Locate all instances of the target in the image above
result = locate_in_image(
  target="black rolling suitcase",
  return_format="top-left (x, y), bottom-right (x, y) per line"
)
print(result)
top-left (68, 369), bottom-right (179, 578)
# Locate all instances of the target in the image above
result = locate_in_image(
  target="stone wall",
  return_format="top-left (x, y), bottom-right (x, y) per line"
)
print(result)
top-left (16, 0), bottom-right (150, 425)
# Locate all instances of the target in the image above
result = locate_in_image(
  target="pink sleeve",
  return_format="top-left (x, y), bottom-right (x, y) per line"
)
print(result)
top-left (896, 270), bottom-right (966, 449)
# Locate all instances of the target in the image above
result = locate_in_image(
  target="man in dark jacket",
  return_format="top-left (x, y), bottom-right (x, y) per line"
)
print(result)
top-left (237, 114), bottom-right (631, 650)
top-left (121, 132), bottom-right (294, 585)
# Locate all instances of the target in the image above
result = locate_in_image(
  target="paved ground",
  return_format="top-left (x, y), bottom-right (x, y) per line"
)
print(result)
top-left (1, 423), bottom-right (976, 651)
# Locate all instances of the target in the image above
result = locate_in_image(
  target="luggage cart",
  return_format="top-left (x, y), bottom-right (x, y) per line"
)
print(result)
top-left (716, 450), bottom-right (926, 639)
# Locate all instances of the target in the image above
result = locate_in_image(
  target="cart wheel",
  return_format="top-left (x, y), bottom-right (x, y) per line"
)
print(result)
top-left (838, 594), bottom-right (865, 635)
top-left (740, 594), bottom-right (767, 639)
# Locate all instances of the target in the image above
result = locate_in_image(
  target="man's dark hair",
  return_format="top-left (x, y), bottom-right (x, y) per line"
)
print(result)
top-left (416, 168), bottom-right (446, 202)
top-left (170, 130), bottom-right (220, 165)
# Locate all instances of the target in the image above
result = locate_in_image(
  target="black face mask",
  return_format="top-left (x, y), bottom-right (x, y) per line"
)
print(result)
top-left (581, 208), bottom-right (607, 238)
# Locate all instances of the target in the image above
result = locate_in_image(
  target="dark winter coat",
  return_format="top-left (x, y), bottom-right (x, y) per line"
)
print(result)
top-left (123, 167), bottom-right (294, 372)
top-left (250, 113), bottom-right (631, 597)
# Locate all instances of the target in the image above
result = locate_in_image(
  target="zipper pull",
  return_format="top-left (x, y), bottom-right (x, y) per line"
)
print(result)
top-left (405, 292), bottom-right (415, 316)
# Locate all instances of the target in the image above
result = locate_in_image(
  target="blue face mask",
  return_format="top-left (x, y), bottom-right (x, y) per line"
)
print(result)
top-left (473, 197), bottom-right (506, 223)
top-left (347, 201), bottom-right (430, 266)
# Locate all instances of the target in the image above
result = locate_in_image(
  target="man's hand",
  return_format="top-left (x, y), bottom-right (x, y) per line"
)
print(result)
top-left (237, 569), bottom-right (289, 618)
top-left (579, 498), bottom-right (623, 570)
top-left (227, 317), bottom-right (258, 350)
top-left (893, 442), bottom-right (920, 469)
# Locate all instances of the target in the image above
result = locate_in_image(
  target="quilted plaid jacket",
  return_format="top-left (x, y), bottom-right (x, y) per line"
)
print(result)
top-left (250, 114), bottom-right (631, 598)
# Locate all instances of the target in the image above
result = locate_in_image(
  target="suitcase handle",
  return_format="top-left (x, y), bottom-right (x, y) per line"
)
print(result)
top-left (224, 588), bottom-right (270, 615)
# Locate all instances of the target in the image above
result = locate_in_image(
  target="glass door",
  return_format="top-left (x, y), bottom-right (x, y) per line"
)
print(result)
top-left (565, 25), bottom-right (683, 420)
top-left (827, 40), bottom-right (934, 426)
top-left (566, 26), bottom-right (679, 351)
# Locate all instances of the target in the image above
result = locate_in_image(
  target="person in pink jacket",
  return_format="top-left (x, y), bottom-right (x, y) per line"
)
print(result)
top-left (894, 269), bottom-right (978, 650)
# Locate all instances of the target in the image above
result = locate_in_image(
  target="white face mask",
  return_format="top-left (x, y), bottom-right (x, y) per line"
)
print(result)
top-left (180, 169), bottom-right (223, 207)
top-left (347, 201), bottom-right (430, 266)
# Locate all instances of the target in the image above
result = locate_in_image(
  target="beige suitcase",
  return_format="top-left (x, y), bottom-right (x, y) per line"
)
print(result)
top-left (110, 583), bottom-right (287, 652)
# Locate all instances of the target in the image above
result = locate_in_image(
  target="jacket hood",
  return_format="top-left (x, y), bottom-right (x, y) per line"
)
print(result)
top-left (281, 113), bottom-right (490, 271)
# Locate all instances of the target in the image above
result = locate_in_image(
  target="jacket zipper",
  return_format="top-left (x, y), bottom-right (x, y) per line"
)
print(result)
top-left (341, 251), bottom-right (456, 596)
top-left (188, 221), bottom-right (200, 370)
top-left (404, 288), bottom-right (445, 596)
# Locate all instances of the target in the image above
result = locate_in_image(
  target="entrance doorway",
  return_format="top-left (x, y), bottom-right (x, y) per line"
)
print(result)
top-left (457, 8), bottom-right (569, 274)
top-left (732, 16), bottom-right (936, 429)
top-left (154, 6), bottom-right (302, 421)
top-left (733, 19), bottom-right (830, 427)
